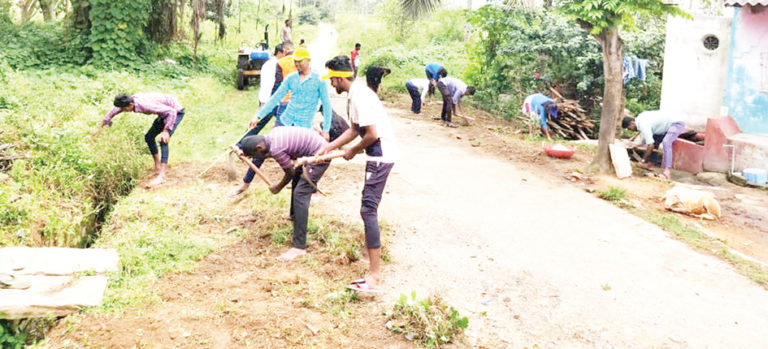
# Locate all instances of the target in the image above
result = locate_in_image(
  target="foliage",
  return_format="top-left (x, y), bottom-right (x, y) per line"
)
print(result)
top-left (386, 291), bottom-right (469, 347)
top-left (0, 318), bottom-right (56, 348)
top-left (467, 5), bottom-right (668, 120)
top-left (88, 0), bottom-right (151, 66)
top-left (467, 7), bottom-right (602, 119)
top-left (597, 186), bottom-right (626, 202)
top-left (0, 21), bottom-right (90, 69)
top-left (335, 8), bottom-right (472, 95)
top-left (557, 0), bottom-right (688, 36)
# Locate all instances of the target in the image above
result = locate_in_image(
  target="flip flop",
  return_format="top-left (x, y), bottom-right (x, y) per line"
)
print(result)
top-left (350, 278), bottom-right (366, 285)
top-left (346, 280), bottom-right (381, 293)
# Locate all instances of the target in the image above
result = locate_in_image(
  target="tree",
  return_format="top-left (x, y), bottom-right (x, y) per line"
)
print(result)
top-left (38, 0), bottom-right (56, 22)
top-left (191, 0), bottom-right (205, 60)
top-left (557, 0), bottom-right (688, 173)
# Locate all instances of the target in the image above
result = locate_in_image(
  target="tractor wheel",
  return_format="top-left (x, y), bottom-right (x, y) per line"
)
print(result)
top-left (236, 69), bottom-right (246, 90)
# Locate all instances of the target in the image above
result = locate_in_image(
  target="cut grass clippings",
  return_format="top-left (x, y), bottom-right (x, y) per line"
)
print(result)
top-left (386, 291), bottom-right (469, 347)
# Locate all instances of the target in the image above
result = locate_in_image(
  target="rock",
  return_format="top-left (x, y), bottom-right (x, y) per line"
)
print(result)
top-left (695, 172), bottom-right (728, 186)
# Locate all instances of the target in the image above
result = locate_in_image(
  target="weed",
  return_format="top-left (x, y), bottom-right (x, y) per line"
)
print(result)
top-left (597, 186), bottom-right (627, 202)
top-left (385, 291), bottom-right (469, 347)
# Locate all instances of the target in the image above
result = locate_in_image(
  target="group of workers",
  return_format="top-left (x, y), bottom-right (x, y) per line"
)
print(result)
top-left (99, 37), bottom-right (397, 293)
top-left (97, 30), bottom-right (688, 294)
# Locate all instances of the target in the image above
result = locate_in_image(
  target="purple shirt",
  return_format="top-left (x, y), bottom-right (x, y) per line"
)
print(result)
top-left (103, 93), bottom-right (183, 131)
top-left (440, 77), bottom-right (468, 105)
top-left (265, 126), bottom-right (328, 172)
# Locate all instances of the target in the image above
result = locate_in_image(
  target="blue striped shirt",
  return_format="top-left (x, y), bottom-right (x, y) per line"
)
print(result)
top-left (257, 71), bottom-right (332, 133)
top-left (265, 126), bottom-right (328, 172)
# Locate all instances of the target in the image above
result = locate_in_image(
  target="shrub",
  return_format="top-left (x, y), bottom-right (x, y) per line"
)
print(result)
top-left (386, 292), bottom-right (469, 347)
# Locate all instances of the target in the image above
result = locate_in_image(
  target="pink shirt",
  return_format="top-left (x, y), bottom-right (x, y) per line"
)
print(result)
top-left (103, 93), bottom-right (183, 131)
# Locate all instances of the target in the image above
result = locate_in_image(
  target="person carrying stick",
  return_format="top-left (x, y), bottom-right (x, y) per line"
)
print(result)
top-left (235, 126), bottom-right (330, 262)
top-left (316, 55), bottom-right (398, 293)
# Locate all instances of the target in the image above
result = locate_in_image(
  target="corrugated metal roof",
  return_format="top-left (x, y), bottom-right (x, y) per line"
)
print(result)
top-left (724, 0), bottom-right (768, 6)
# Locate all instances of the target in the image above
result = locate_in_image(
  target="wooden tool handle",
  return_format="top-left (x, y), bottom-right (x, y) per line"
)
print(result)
top-left (294, 151), bottom-right (346, 168)
top-left (230, 145), bottom-right (274, 187)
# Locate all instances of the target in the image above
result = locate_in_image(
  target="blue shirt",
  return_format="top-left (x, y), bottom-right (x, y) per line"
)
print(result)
top-left (529, 93), bottom-right (553, 121)
top-left (258, 71), bottom-right (332, 133)
top-left (425, 63), bottom-right (444, 81)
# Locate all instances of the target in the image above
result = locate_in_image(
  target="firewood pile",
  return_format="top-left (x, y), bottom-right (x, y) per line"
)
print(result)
top-left (547, 88), bottom-right (595, 140)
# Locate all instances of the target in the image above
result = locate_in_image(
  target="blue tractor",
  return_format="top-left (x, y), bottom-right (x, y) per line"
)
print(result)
top-left (236, 25), bottom-right (270, 90)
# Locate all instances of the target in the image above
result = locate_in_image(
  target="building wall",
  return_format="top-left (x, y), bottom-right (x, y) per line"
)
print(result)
top-left (723, 6), bottom-right (768, 135)
top-left (660, 15), bottom-right (732, 130)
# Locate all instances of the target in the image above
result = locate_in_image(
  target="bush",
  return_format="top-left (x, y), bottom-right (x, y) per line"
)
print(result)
top-left (467, 6), bottom-right (666, 119)
top-left (386, 292), bottom-right (469, 347)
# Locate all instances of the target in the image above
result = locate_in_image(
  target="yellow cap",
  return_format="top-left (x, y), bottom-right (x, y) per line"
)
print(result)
top-left (321, 69), bottom-right (354, 80)
top-left (292, 47), bottom-right (311, 61)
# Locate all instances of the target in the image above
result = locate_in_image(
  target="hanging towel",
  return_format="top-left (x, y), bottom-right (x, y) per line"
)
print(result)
top-left (623, 57), bottom-right (636, 84)
top-left (635, 59), bottom-right (649, 82)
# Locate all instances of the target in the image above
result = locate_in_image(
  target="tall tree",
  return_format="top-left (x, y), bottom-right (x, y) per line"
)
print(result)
top-left (38, 0), bottom-right (55, 21)
top-left (19, 0), bottom-right (38, 23)
top-left (69, 0), bottom-right (90, 30)
top-left (148, 0), bottom-right (178, 44)
top-left (558, 0), bottom-right (688, 173)
top-left (191, 0), bottom-right (205, 60)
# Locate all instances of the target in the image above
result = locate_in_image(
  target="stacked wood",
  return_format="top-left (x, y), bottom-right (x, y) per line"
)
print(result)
top-left (547, 88), bottom-right (595, 140)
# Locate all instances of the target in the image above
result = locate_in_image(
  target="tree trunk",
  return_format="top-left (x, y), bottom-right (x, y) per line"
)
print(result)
top-left (190, 0), bottom-right (205, 60)
top-left (216, 0), bottom-right (226, 40)
top-left (69, 0), bottom-right (90, 30)
top-left (20, 0), bottom-right (38, 23)
top-left (176, 0), bottom-right (186, 39)
top-left (590, 26), bottom-right (624, 174)
top-left (39, 0), bottom-right (55, 21)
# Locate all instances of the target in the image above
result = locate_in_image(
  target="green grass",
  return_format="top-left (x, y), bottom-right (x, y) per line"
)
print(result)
top-left (596, 186), bottom-right (627, 202)
top-left (385, 291), bottom-right (469, 347)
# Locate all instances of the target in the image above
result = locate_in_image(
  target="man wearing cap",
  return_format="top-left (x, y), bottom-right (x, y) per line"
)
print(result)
top-left (235, 45), bottom-right (332, 196)
top-left (250, 46), bottom-right (332, 140)
top-left (522, 92), bottom-right (559, 141)
top-left (316, 55), bottom-right (398, 293)
top-left (235, 127), bottom-right (330, 262)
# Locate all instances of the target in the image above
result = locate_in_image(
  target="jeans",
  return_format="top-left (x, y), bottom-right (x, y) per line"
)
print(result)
top-left (145, 109), bottom-right (184, 164)
top-left (406, 81), bottom-right (421, 114)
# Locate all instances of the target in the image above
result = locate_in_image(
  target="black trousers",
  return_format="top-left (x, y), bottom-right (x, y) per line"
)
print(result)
top-left (289, 162), bottom-right (329, 249)
top-left (406, 81), bottom-right (421, 114)
top-left (361, 161), bottom-right (394, 249)
top-left (437, 81), bottom-right (452, 122)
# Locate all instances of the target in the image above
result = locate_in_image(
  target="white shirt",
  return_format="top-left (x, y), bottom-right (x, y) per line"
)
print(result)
top-left (259, 56), bottom-right (278, 104)
top-left (408, 78), bottom-right (430, 102)
top-left (636, 110), bottom-right (678, 145)
top-left (348, 81), bottom-right (398, 163)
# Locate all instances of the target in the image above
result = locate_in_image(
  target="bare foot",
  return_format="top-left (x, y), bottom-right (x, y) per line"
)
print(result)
top-left (276, 247), bottom-right (306, 262)
top-left (231, 183), bottom-right (250, 196)
top-left (145, 175), bottom-right (166, 188)
top-left (662, 168), bottom-right (671, 179)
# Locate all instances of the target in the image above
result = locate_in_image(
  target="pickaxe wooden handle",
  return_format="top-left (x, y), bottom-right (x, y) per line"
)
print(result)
top-left (230, 145), bottom-right (274, 187)
top-left (293, 151), bottom-right (346, 168)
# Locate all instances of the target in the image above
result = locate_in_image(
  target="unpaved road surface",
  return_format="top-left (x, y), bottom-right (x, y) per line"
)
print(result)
top-left (318, 101), bottom-right (768, 348)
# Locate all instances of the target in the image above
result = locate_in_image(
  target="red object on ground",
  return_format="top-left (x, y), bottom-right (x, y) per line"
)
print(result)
top-left (543, 144), bottom-right (576, 159)
top-left (673, 139), bottom-right (705, 174)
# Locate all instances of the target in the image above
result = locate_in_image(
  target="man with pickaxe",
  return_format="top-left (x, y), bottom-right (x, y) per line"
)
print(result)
top-left (315, 55), bottom-right (399, 293)
top-left (233, 126), bottom-right (331, 262)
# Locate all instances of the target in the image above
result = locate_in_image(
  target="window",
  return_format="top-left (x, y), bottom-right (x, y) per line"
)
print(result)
top-left (703, 35), bottom-right (720, 51)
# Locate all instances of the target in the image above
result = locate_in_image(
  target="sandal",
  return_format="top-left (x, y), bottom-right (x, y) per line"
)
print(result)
top-left (346, 280), bottom-right (381, 293)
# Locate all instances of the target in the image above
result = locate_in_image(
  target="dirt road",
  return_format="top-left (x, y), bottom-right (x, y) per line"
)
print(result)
top-left (318, 103), bottom-right (768, 347)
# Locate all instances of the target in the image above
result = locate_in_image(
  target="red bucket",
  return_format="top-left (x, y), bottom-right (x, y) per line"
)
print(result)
top-left (543, 144), bottom-right (575, 159)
